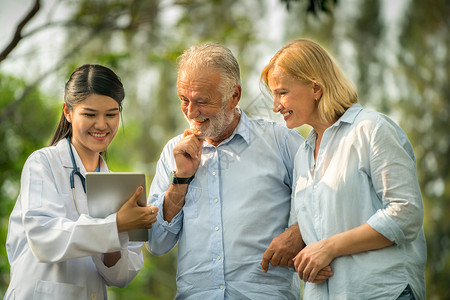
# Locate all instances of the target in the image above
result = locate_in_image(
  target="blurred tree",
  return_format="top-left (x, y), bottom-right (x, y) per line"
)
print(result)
top-left (397, 0), bottom-right (450, 297)
top-left (0, 0), bottom-right (40, 63)
top-left (333, 1), bottom-right (450, 298)
top-left (281, 0), bottom-right (337, 14)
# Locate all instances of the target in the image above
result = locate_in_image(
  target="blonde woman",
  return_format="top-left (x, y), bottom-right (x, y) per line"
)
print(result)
top-left (261, 39), bottom-right (426, 299)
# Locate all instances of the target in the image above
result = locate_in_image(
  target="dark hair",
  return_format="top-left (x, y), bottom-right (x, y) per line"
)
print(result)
top-left (49, 64), bottom-right (125, 146)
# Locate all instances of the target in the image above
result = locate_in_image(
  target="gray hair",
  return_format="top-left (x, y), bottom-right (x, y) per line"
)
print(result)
top-left (177, 43), bottom-right (241, 101)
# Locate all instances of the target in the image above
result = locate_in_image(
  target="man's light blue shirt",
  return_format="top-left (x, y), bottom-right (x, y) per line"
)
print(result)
top-left (147, 110), bottom-right (303, 300)
top-left (293, 104), bottom-right (426, 300)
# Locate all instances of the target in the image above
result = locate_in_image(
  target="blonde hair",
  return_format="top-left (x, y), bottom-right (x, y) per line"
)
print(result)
top-left (261, 39), bottom-right (358, 124)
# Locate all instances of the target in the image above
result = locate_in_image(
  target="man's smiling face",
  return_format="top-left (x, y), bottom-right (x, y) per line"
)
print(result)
top-left (178, 68), bottom-right (235, 142)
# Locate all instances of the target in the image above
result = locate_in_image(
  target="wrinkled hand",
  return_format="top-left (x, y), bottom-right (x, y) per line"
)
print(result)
top-left (293, 240), bottom-right (335, 283)
top-left (295, 263), bottom-right (333, 284)
top-left (260, 225), bottom-right (304, 273)
top-left (173, 129), bottom-right (204, 178)
top-left (117, 186), bottom-right (159, 232)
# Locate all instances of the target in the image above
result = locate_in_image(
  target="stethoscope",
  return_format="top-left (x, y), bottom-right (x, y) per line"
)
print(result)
top-left (67, 137), bottom-right (85, 215)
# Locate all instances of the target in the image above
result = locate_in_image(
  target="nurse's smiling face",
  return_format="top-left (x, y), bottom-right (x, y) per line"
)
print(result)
top-left (64, 94), bottom-right (120, 159)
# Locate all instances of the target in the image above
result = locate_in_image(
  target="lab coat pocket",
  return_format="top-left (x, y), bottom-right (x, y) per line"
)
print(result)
top-left (34, 280), bottom-right (86, 300)
top-left (183, 185), bottom-right (201, 219)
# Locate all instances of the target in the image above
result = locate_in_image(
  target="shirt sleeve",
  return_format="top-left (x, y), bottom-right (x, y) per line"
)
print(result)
top-left (92, 233), bottom-right (144, 288)
top-left (366, 116), bottom-right (424, 245)
top-left (276, 125), bottom-right (304, 192)
top-left (21, 153), bottom-right (124, 263)
top-left (279, 126), bottom-right (304, 226)
top-left (146, 140), bottom-right (183, 255)
top-left (288, 155), bottom-right (299, 227)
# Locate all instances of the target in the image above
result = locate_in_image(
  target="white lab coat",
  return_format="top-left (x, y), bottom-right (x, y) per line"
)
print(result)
top-left (4, 138), bottom-right (144, 300)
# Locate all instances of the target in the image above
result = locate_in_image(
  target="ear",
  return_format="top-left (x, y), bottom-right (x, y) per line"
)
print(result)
top-left (313, 82), bottom-right (323, 100)
top-left (229, 84), bottom-right (241, 108)
top-left (63, 103), bottom-right (72, 123)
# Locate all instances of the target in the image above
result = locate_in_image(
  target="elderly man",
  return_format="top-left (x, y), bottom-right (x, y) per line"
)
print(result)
top-left (147, 43), bottom-right (330, 299)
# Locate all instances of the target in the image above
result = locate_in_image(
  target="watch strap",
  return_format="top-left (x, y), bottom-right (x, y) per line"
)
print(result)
top-left (171, 171), bottom-right (195, 184)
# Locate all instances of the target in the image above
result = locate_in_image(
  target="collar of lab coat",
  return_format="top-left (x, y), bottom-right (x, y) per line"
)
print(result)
top-left (56, 138), bottom-right (108, 176)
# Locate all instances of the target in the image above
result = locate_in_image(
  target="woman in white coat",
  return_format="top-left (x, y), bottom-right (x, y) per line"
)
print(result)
top-left (4, 64), bottom-right (158, 300)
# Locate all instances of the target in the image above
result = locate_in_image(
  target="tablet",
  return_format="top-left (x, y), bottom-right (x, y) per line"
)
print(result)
top-left (86, 172), bottom-right (148, 241)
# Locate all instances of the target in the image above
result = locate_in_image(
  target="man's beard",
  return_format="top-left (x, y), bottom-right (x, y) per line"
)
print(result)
top-left (186, 104), bottom-right (236, 140)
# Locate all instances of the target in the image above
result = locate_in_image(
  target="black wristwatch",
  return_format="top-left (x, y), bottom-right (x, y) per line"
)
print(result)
top-left (170, 171), bottom-right (195, 185)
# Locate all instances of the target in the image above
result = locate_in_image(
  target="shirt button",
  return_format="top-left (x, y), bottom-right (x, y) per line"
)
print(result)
top-left (215, 226), bottom-right (219, 231)
top-left (212, 171), bottom-right (216, 176)
top-left (217, 256), bottom-right (221, 260)
top-left (220, 285), bottom-right (224, 290)
top-left (214, 199), bottom-right (218, 203)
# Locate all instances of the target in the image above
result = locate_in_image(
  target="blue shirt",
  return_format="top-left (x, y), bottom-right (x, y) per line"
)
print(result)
top-left (293, 104), bottom-right (426, 300)
top-left (147, 110), bottom-right (304, 300)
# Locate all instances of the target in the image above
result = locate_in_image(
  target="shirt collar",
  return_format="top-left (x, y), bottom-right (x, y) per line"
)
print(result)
top-left (332, 103), bottom-right (363, 127)
top-left (305, 103), bottom-right (363, 148)
top-left (57, 138), bottom-right (75, 169)
top-left (204, 107), bottom-right (250, 147)
top-left (56, 138), bottom-right (108, 174)
top-left (233, 107), bottom-right (249, 144)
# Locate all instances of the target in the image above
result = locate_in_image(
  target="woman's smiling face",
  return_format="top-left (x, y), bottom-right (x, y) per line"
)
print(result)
top-left (64, 94), bottom-right (120, 158)
top-left (268, 65), bottom-right (320, 129)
